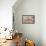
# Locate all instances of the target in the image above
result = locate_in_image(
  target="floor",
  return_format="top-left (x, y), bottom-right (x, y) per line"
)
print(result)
top-left (0, 39), bottom-right (16, 46)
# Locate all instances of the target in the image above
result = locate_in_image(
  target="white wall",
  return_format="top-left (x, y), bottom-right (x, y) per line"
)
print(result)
top-left (13, 0), bottom-right (46, 46)
top-left (13, 0), bottom-right (41, 46)
top-left (0, 0), bottom-right (16, 29)
top-left (41, 0), bottom-right (46, 46)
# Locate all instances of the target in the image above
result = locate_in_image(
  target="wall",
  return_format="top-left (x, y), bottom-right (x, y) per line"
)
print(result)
top-left (13, 0), bottom-right (41, 46)
top-left (41, 0), bottom-right (46, 46)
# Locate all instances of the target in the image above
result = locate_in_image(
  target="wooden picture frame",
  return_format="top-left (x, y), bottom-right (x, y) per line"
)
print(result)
top-left (22, 15), bottom-right (35, 24)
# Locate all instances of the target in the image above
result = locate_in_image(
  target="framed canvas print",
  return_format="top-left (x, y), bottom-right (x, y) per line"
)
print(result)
top-left (22, 15), bottom-right (35, 24)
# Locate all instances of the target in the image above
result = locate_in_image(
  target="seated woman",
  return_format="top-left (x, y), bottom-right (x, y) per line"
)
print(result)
top-left (15, 33), bottom-right (23, 46)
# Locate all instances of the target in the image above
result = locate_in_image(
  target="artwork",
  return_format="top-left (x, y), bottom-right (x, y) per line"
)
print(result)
top-left (22, 15), bottom-right (35, 24)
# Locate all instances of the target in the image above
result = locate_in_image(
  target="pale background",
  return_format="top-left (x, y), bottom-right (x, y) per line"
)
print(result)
top-left (0, 0), bottom-right (46, 46)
